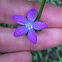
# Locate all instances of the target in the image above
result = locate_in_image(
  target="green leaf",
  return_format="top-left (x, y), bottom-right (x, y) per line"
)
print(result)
top-left (34, 52), bottom-right (38, 61)
top-left (37, 51), bottom-right (43, 59)
top-left (47, 49), bottom-right (52, 54)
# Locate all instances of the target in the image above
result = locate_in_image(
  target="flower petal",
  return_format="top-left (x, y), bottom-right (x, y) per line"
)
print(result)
top-left (14, 26), bottom-right (28, 37)
top-left (27, 9), bottom-right (37, 22)
top-left (13, 15), bottom-right (28, 25)
top-left (34, 21), bottom-right (48, 30)
top-left (28, 30), bottom-right (37, 44)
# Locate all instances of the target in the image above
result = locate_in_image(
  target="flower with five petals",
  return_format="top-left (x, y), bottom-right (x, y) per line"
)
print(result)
top-left (13, 9), bottom-right (48, 44)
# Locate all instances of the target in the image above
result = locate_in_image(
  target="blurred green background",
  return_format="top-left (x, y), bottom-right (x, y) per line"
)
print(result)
top-left (28, 0), bottom-right (62, 7)
top-left (0, 0), bottom-right (62, 62)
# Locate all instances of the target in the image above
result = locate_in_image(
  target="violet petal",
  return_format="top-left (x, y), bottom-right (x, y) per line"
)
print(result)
top-left (27, 9), bottom-right (37, 22)
top-left (14, 26), bottom-right (28, 37)
top-left (13, 15), bottom-right (28, 25)
top-left (34, 21), bottom-right (48, 30)
top-left (28, 30), bottom-right (37, 44)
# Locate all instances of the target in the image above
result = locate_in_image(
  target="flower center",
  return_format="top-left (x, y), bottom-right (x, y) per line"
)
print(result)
top-left (25, 22), bottom-right (33, 30)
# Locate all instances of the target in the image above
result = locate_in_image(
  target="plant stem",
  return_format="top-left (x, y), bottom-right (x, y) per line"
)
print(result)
top-left (37, 0), bottom-right (46, 20)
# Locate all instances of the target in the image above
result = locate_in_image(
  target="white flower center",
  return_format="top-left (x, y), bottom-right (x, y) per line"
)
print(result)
top-left (25, 22), bottom-right (33, 30)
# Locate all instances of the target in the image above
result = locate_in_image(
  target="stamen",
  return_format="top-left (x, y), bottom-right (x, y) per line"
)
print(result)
top-left (25, 22), bottom-right (33, 30)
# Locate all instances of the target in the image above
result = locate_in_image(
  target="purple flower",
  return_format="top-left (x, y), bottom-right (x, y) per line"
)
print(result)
top-left (13, 9), bottom-right (48, 44)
